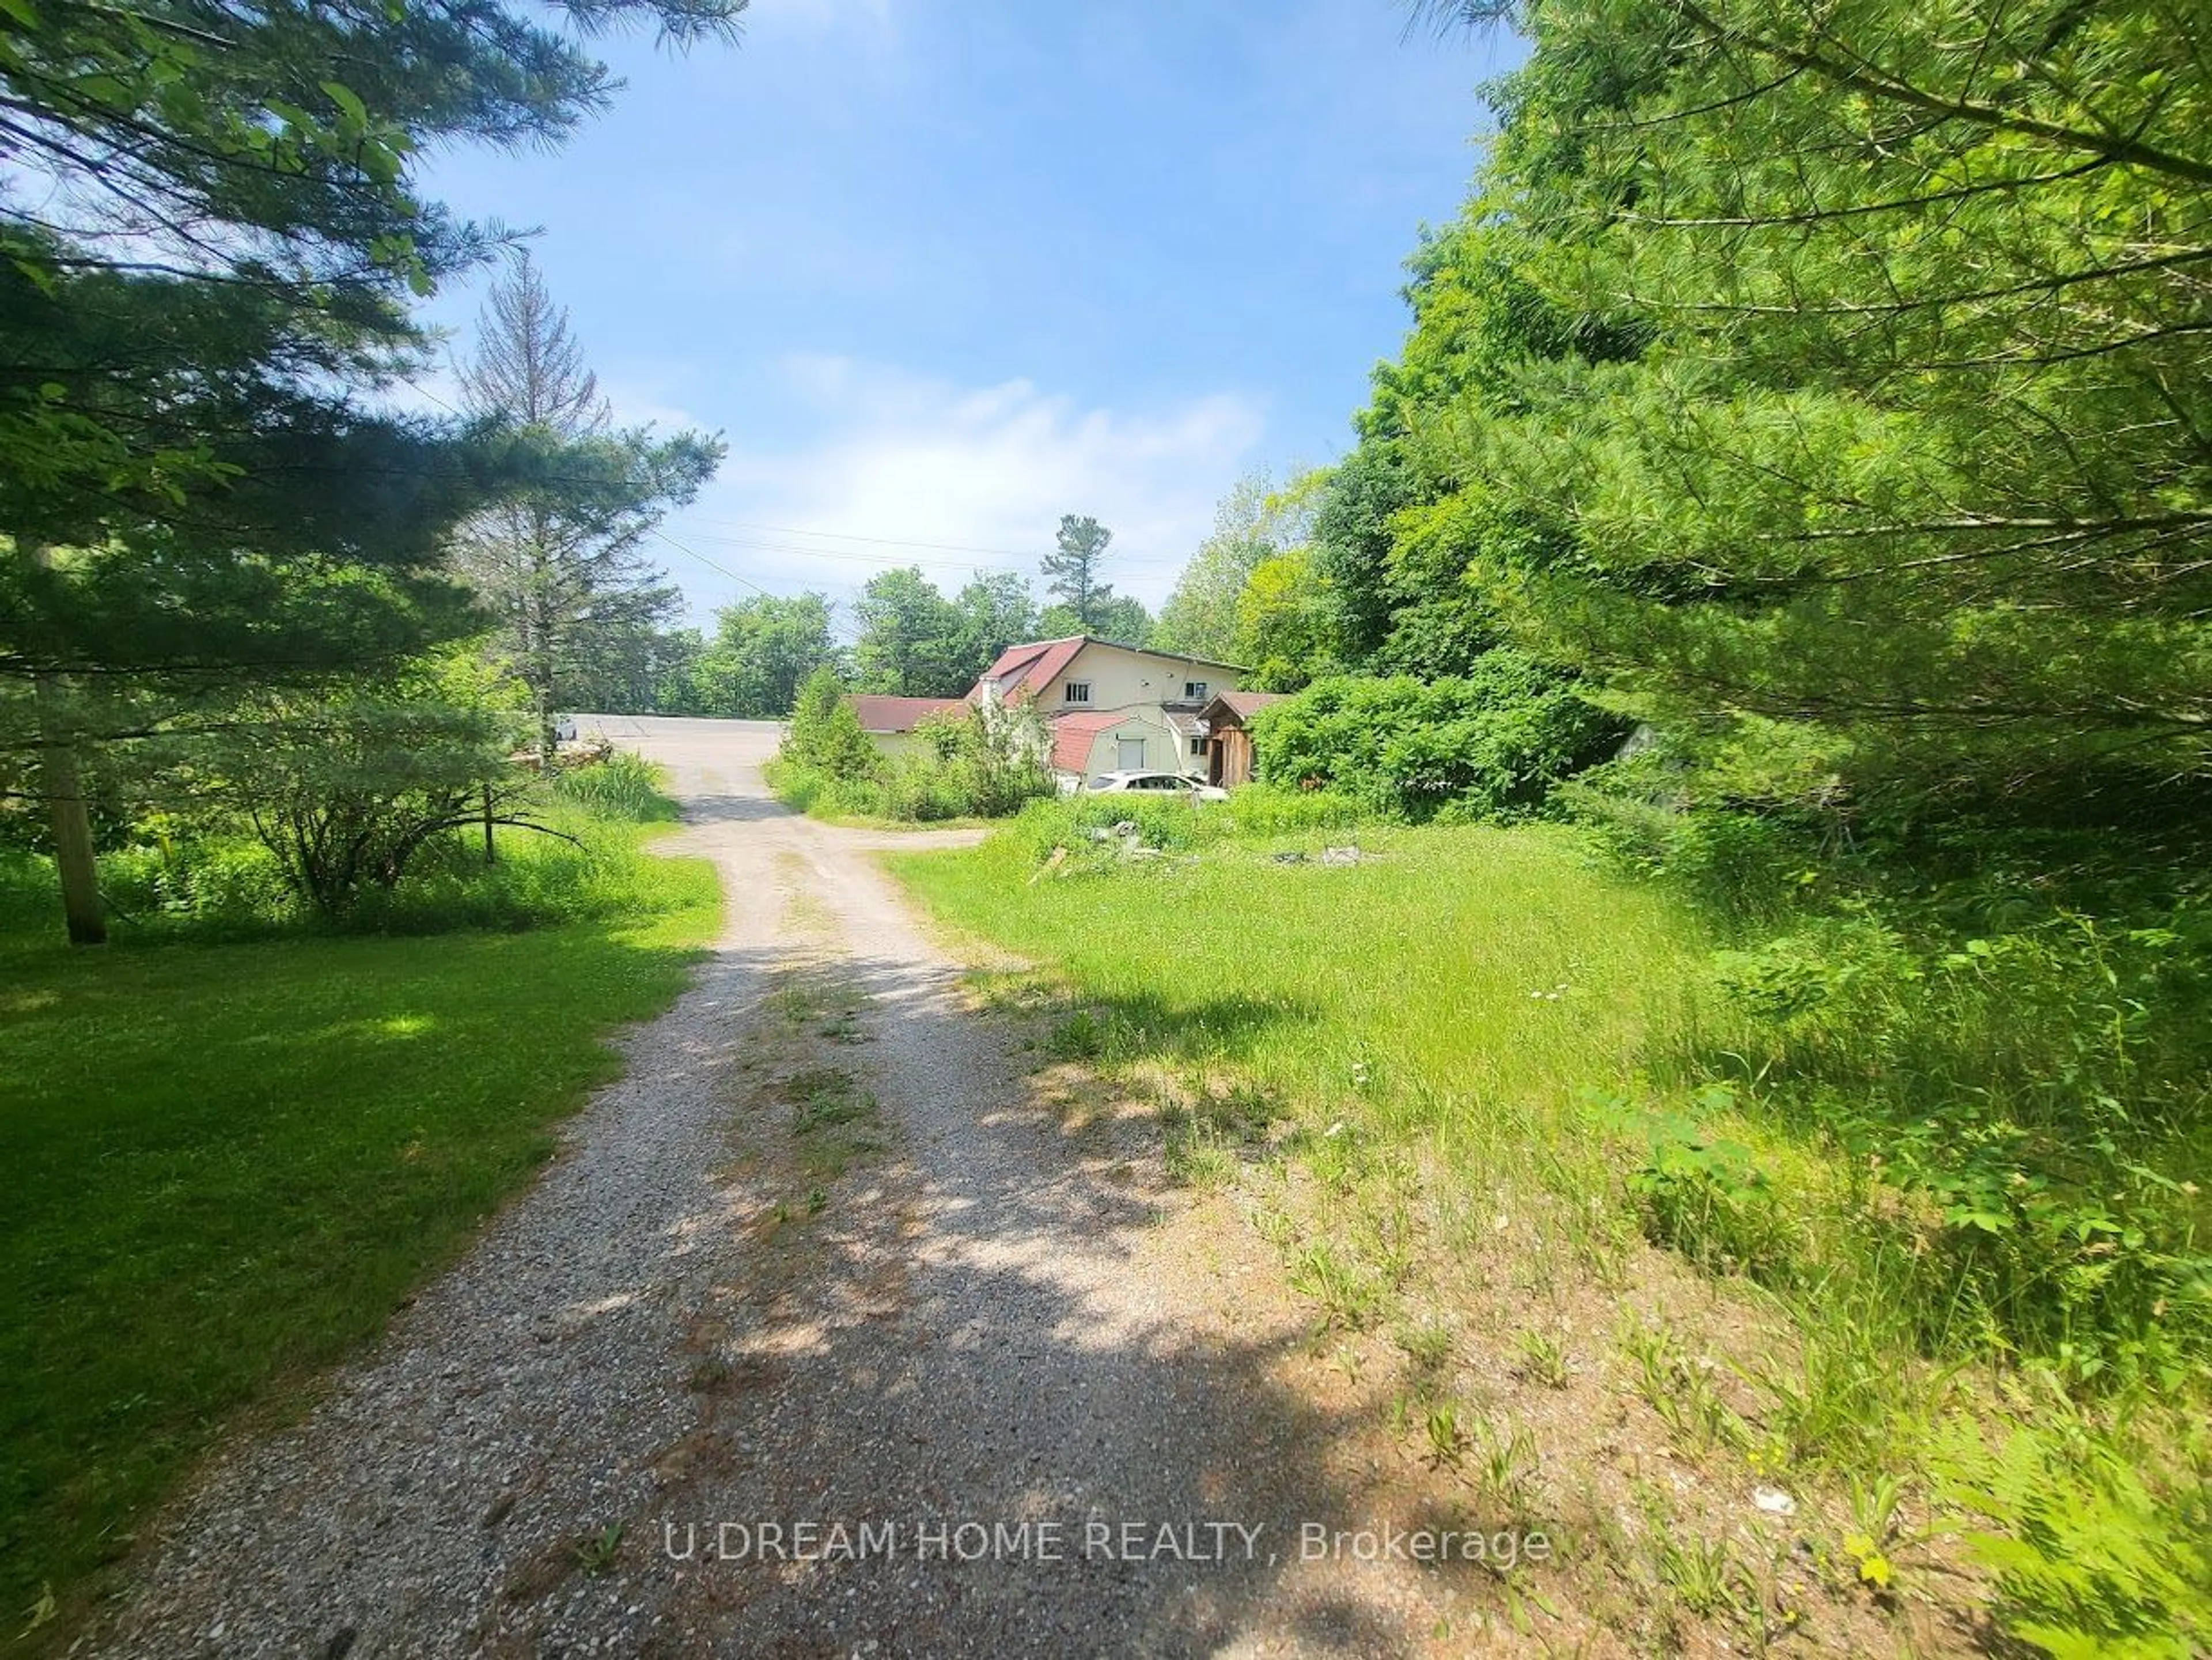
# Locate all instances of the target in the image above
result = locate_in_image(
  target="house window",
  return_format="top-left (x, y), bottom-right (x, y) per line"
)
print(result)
top-left (1184, 680), bottom-right (1207, 701)
top-left (1189, 736), bottom-right (1207, 757)
top-left (1064, 681), bottom-right (1090, 704)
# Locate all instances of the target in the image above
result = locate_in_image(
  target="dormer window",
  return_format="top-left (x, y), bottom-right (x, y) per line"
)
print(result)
top-left (1064, 681), bottom-right (1091, 704)
top-left (1184, 680), bottom-right (1207, 701)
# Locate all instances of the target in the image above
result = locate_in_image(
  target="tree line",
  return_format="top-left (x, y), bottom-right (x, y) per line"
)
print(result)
top-left (1, 0), bottom-right (746, 941)
top-left (607, 513), bottom-right (1158, 718)
top-left (1147, 0), bottom-right (2210, 834)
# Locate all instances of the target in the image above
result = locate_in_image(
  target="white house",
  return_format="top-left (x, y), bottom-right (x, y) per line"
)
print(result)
top-left (970, 636), bottom-right (1244, 785)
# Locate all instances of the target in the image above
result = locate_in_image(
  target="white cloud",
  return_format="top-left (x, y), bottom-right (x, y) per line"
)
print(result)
top-left (646, 357), bottom-right (1270, 626)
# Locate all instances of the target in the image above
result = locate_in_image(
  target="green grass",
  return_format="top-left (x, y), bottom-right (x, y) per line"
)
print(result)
top-left (0, 822), bottom-right (717, 1643)
top-left (889, 817), bottom-right (1702, 1141)
top-left (887, 811), bottom-right (2212, 1655)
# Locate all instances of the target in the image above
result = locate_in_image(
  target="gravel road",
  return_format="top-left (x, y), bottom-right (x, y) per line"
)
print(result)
top-left (88, 718), bottom-right (1471, 1658)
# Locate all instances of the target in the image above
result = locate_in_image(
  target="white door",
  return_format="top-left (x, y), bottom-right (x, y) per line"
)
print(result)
top-left (1116, 736), bottom-right (1145, 770)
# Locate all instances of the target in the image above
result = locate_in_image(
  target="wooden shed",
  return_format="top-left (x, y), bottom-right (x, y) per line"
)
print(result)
top-left (1197, 690), bottom-right (1287, 788)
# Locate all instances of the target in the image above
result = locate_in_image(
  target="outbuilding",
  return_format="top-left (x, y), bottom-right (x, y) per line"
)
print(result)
top-left (1197, 690), bottom-right (1288, 788)
top-left (849, 694), bottom-right (967, 761)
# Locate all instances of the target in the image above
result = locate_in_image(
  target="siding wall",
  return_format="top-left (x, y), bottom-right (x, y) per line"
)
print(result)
top-left (1046, 642), bottom-right (1238, 715)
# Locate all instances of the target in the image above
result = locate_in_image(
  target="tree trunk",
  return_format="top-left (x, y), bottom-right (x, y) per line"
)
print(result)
top-left (483, 782), bottom-right (497, 864)
top-left (26, 544), bottom-right (105, 946)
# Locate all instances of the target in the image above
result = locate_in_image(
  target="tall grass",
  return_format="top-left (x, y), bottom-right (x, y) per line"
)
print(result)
top-left (892, 816), bottom-right (1697, 1165)
top-left (888, 814), bottom-right (2212, 1655)
top-left (552, 750), bottom-right (680, 823)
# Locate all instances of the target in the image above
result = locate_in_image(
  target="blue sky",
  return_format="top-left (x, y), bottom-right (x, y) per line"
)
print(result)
top-left (414, 1), bottom-right (1520, 632)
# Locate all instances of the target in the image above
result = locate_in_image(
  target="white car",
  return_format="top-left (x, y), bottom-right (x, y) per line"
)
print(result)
top-left (1083, 770), bottom-right (1228, 801)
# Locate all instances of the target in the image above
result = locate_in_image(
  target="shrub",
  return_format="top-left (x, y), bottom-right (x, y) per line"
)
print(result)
top-left (1659, 883), bottom-right (2212, 1383)
top-left (101, 838), bottom-right (297, 932)
top-left (773, 691), bottom-right (1055, 825)
top-left (780, 667), bottom-right (881, 783)
top-left (1248, 655), bottom-right (1624, 822)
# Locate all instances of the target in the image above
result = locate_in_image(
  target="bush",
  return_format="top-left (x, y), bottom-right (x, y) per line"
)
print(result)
top-left (1564, 785), bottom-right (1817, 929)
top-left (781, 667), bottom-right (882, 783)
top-left (1249, 655), bottom-right (1624, 822)
top-left (101, 838), bottom-right (298, 933)
top-left (771, 690), bottom-right (1056, 825)
top-left (1630, 841), bottom-right (2212, 1383)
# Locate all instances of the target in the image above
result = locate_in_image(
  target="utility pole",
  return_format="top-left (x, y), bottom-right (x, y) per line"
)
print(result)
top-left (28, 543), bottom-right (106, 945)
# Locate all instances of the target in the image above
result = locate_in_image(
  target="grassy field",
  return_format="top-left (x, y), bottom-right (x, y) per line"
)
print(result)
top-left (0, 817), bottom-right (717, 1643)
top-left (892, 815), bottom-right (1702, 1139)
top-left (888, 804), bottom-right (2211, 1655)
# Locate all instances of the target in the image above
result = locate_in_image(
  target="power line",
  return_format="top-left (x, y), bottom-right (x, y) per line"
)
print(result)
top-left (645, 527), bottom-right (867, 645)
top-left (675, 525), bottom-right (1190, 573)
top-left (679, 516), bottom-right (1040, 560)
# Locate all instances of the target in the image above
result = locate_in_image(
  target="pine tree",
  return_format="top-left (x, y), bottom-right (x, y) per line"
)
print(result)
top-left (1397, 0), bottom-right (2212, 802)
top-left (1040, 515), bottom-right (1118, 633)
top-left (1, 0), bottom-right (743, 941)
top-left (452, 255), bottom-right (719, 764)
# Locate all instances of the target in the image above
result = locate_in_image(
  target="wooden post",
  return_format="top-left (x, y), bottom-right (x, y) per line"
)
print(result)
top-left (27, 543), bottom-right (105, 945)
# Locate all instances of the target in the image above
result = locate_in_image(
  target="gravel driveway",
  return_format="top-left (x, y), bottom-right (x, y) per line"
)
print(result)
top-left (89, 719), bottom-right (1471, 1658)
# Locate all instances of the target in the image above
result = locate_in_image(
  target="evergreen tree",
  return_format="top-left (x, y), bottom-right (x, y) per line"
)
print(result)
top-left (452, 254), bottom-right (720, 763)
top-left (1039, 515), bottom-right (1119, 633)
top-left (1, 0), bottom-right (744, 940)
top-left (1411, 0), bottom-right (2212, 801)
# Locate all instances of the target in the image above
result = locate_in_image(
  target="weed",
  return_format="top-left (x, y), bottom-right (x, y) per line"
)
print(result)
top-left (1513, 1327), bottom-right (1571, 1389)
top-left (781, 1068), bottom-right (884, 1179)
top-left (1424, 1402), bottom-right (1469, 1469)
top-left (573, 1522), bottom-right (624, 1576)
top-left (687, 1356), bottom-right (732, 1393)
top-left (1394, 1321), bottom-right (1455, 1376)
top-left (1046, 1010), bottom-right (1106, 1062)
top-left (1649, 1527), bottom-right (1748, 1620)
top-left (1247, 1200), bottom-right (1298, 1248)
top-left (1753, 1321), bottom-right (1897, 1466)
top-left (1164, 1133), bottom-right (1240, 1189)
top-left (1620, 1319), bottom-right (1748, 1454)
top-left (1468, 1415), bottom-right (1541, 1515)
top-left (1289, 1239), bottom-right (1381, 1330)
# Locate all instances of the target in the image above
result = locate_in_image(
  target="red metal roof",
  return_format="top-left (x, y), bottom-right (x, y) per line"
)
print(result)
top-left (1200, 690), bottom-right (1289, 725)
top-left (847, 694), bottom-right (967, 733)
top-left (1047, 710), bottom-right (1125, 774)
top-left (975, 635), bottom-right (1088, 701)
